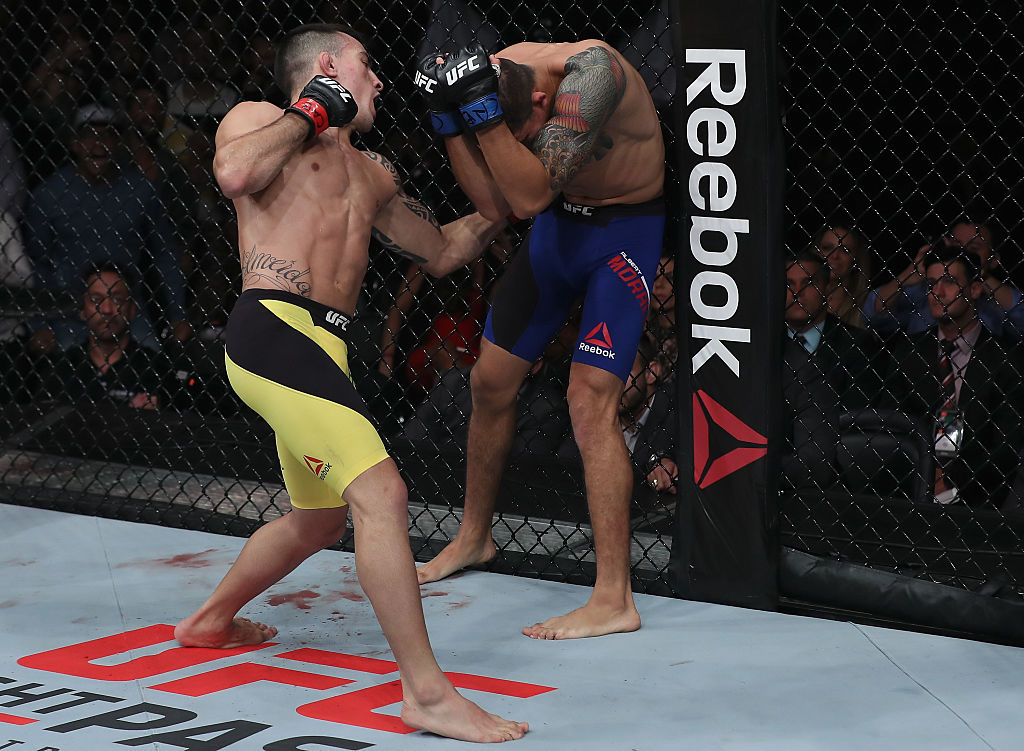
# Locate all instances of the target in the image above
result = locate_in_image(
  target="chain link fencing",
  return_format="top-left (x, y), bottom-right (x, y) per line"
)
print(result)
top-left (0, 0), bottom-right (680, 594)
top-left (778, 1), bottom-right (1024, 640)
top-left (1, 0), bottom-right (1023, 640)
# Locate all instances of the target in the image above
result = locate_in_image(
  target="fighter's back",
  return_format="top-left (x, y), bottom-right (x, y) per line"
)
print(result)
top-left (499, 40), bottom-right (665, 206)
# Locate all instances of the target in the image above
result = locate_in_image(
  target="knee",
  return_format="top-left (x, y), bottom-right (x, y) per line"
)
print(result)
top-left (470, 362), bottom-right (520, 411)
top-left (567, 378), bottom-right (620, 449)
top-left (291, 511), bottom-right (349, 551)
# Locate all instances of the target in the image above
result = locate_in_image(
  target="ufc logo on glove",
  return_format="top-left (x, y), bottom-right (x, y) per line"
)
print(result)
top-left (317, 76), bottom-right (353, 101)
top-left (414, 70), bottom-right (437, 93)
top-left (445, 54), bottom-right (483, 84)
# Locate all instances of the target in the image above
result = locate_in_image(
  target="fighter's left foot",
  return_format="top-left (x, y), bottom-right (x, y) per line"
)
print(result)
top-left (522, 602), bottom-right (641, 640)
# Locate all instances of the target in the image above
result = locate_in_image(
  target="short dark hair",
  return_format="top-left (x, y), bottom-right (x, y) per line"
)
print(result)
top-left (497, 57), bottom-right (537, 133)
top-left (81, 260), bottom-right (134, 287)
top-left (787, 246), bottom-right (830, 283)
top-left (922, 241), bottom-right (981, 282)
top-left (274, 23), bottom-right (367, 95)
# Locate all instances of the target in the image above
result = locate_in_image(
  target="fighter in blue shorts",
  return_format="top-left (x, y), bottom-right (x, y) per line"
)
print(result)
top-left (415, 38), bottom-right (666, 641)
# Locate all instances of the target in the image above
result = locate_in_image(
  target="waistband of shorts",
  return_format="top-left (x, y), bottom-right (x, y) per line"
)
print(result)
top-left (236, 288), bottom-right (353, 338)
top-left (549, 195), bottom-right (665, 223)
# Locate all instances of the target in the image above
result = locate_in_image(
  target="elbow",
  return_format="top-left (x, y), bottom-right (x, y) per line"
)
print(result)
top-left (421, 260), bottom-right (449, 279)
top-left (507, 195), bottom-right (549, 221)
top-left (213, 155), bottom-right (250, 200)
top-left (477, 205), bottom-right (506, 223)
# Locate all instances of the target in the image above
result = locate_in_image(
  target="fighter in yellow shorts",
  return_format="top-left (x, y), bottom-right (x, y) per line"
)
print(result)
top-left (171, 22), bottom-right (526, 743)
top-left (224, 289), bottom-right (387, 508)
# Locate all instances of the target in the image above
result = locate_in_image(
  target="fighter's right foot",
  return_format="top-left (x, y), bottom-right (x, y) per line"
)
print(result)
top-left (174, 616), bottom-right (277, 648)
top-left (402, 685), bottom-right (528, 743)
top-left (416, 537), bottom-right (496, 585)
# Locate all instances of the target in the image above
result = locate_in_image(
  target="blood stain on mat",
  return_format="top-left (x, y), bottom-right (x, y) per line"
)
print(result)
top-left (121, 549), bottom-right (222, 568)
top-left (421, 591), bottom-right (448, 598)
top-left (0, 600), bottom-right (17, 609)
top-left (267, 589), bottom-right (321, 609)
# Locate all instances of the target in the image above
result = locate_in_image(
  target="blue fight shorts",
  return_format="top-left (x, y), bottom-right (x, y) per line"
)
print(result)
top-left (484, 197), bottom-right (665, 383)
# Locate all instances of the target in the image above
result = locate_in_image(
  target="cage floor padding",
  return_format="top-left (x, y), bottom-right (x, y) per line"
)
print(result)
top-left (1, 502), bottom-right (1022, 750)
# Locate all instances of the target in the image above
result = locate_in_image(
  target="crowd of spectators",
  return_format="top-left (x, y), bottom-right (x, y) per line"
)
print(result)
top-left (785, 221), bottom-right (1024, 511)
top-left (0, 7), bottom-right (1021, 523)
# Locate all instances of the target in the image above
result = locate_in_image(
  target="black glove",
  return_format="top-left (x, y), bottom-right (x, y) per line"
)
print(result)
top-left (415, 54), bottom-right (463, 137)
top-left (285, 75), bottom-right (358, 140)
top-left (435, 43), bottom-right (503, 132)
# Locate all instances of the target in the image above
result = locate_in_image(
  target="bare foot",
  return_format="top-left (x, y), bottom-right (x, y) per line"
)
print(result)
top-left (522, 602), bottom-right (641, 640)
top-left (402, 684), bottom-right (528, 743)
top-left (417, 536), bottom-right (496, 585)
top-left (174, 615), bottom-right (277, 648)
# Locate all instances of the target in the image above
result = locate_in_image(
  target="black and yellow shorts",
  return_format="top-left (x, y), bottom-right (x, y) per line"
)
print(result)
top-left (224, 289), bottom-right (389, 509)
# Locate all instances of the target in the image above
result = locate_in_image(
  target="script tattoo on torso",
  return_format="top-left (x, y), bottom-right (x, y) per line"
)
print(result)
top-left (534, 46), bottom-right (626, 193)
top-left (241, 245), bottom-right (312, 296)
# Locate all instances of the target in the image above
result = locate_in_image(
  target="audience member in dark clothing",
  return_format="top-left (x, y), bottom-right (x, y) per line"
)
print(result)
top-left (782, 336), bottom-right (841, 492)
top-left (24, 105), bottom-right (190, 354)
top-left (35, 262), bottom-right (174, 409)
top-left (880, 245), bottom-right (1024, 507)
top-left (785, 247), bottom-right (884, 412)
top-left (404, 352), bottom-right (572, 458)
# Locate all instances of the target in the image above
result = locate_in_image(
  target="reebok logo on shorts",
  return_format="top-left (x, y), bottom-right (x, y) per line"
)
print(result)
top-left (303, 455), bottom-right (332, 480)
top-left (579, 322), bottom-right (615, 359)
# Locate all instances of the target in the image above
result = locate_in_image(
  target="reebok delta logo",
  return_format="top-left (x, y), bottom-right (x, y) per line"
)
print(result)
top-left (579, 322), bottom-right (615, 359)
top-left (303, 455), bottom-right (332, 481)
top-left (692, 389), bottom-right (767, 488)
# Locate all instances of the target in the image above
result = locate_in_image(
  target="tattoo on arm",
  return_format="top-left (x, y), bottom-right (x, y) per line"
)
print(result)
top-left (400, 195), bottom-right (442, 232)
top-left (371, 228), bottom-right (429, 264)
top-left (240, 244), bottom-right (312, 296)
top-left (363, 150), bottom-right (402, 187)
top-left (534, 46), bottom-right (625, 193)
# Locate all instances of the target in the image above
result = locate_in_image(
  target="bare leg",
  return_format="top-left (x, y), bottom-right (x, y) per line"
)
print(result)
top-left (417, 340), bottom-right (533, 584)
top-left (345, 459), bottom-right (527, 742)
top-left (175, 506), bottom-right (349, 648)
top-left (523, 363), bottom-right (641, 639)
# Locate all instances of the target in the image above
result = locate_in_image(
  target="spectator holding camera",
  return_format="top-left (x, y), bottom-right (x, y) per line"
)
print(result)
top-left (864, 221), bottom-right (1024, 338)
top-left (881, 244), bottom-right (1024, 506)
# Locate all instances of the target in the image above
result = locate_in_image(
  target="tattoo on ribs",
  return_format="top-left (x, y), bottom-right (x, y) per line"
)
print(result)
top-left (535, 46), bottom-right (626, 192)
top-left (371, 228), bottom-right (429, 264)
top-left (241, 245), bottom-right (312, 296)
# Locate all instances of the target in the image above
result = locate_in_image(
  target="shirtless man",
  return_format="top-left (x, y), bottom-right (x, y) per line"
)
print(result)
top-left (414, 40), bottom-right (665, 640)
top-left (172, 24), bottom-right (526, 743)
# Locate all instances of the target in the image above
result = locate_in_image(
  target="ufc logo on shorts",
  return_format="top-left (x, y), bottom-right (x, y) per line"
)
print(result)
top-left (562, 201), bottom-right (595, 216)
top-left (324, 310), bottom-right (349, 330)
top-left (414, 70), bottom-right (436, 93)
top-left (445, 55), bottom-right (482, 84)
top-left (315, 76), bottom-right (353, 102)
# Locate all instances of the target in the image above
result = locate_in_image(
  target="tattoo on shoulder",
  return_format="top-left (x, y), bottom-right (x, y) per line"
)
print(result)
top-left (241, 245), bottom-right (312, 296)
top-left (363, 150), bottom-right (402, 187)
top-left (371, 228), bottom-right (429, 264)
top-left (534, 45), bottom-right (626, 192)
